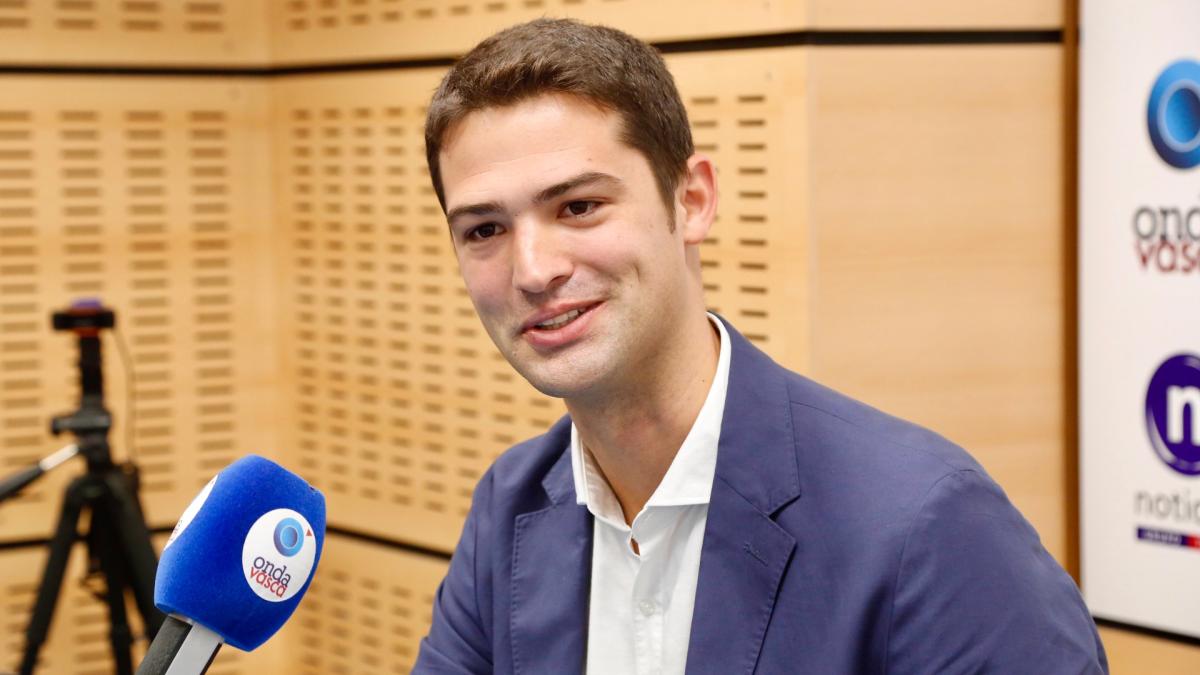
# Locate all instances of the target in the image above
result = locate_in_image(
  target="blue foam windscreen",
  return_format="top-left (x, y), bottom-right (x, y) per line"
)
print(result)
top-left (154, 455), bottom-right (327, 651)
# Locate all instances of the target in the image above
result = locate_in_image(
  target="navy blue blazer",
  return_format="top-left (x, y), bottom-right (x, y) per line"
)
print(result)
top-left (414, 319), bottom-right (1108, 674)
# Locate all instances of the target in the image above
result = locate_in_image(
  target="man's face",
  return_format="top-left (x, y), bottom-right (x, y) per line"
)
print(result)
top-left (438, 94), bottom-right (700, 400)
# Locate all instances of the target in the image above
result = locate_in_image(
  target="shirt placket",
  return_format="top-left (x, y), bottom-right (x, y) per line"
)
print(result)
top-left (631, 509), bottom-right (665, 675)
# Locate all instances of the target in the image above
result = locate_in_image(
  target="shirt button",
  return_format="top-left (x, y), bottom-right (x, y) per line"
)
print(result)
top-left (638, 600), bottom-right (657, 616)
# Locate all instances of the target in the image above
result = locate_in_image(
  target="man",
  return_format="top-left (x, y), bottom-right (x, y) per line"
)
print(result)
top-left (414, 18), bottom-right (1108, 675)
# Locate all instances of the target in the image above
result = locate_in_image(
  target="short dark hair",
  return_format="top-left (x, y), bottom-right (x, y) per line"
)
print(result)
top-left (424, 18), bottom-right (694, 222)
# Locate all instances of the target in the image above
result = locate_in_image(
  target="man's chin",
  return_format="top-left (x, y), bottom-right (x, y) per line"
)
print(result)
top-left (518, 373), bottom-right (589, 400)
top-left (510, 361), bottom-right (606, 401)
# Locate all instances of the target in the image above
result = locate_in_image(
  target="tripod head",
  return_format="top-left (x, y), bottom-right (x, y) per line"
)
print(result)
top-left (50, 299), bottom-right (116, 471)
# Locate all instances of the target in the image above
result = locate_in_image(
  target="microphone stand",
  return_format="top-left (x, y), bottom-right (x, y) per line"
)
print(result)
top-left (0, 301), bottom-right (164, 675)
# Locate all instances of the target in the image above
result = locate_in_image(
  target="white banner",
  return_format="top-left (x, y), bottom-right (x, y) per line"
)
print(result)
top-left (1080, 0), bottom-right (1200, 639)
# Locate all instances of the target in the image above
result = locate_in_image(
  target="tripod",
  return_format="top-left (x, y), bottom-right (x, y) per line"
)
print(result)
top-left (0, 302), bottom-right (164, 674)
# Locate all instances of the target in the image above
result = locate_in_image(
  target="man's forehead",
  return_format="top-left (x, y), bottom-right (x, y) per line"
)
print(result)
top-left (440, 94), bottom-right (623, 163)
top-left (438, 95), bottom-right (634, 208)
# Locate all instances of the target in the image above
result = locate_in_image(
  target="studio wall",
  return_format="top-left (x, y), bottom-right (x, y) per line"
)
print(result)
top-left (0, 0), bottom-right (1195, 672)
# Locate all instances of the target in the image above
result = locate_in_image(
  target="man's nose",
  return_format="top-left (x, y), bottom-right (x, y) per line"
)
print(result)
top-left (511, 221), bottom-right (572, 294)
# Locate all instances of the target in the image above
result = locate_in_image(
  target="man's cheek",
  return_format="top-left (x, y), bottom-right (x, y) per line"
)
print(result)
top-left (462, 274), bottom-right (509, 322)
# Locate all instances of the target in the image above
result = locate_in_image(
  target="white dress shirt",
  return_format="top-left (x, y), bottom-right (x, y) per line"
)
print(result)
top-left (571, 313), bottom-right (732, 675)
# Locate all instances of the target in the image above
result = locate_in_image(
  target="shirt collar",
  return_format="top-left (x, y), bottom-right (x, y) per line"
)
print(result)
top-left (570, 313), bottom-right (732, 520)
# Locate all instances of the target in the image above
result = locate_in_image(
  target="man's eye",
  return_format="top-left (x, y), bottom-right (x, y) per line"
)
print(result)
top-left (466, 223), bottom-right (500, 241)
top-left (562, 201), bottom-right (598, 218)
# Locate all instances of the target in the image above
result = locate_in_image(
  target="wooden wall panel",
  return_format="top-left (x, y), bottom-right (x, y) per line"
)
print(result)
top-left (809, 0), bottom-right (1064, 30)
top-left (0, 77), bottom-right (277, 541)
top-left (808, 45), bottom-right (1070, 563)
top-left (670, 49), bottom-right (810, 374)
top-left (273, 49), bottom-right (808, 553)
top-left (1098, 627), bottom-right (1200, 673)
top-left (269, 0), bottom-right (1066, 66)
top-left (0, 1), bottom-right (269, 66)
top-left (268, 0), bottom-right (806, 64)
top-left (0, 535), bottom-right (283, 673)
top-left (285, 534), bottom-right (447, 674)
top-left (0, 1), bottom-right (1066, 68)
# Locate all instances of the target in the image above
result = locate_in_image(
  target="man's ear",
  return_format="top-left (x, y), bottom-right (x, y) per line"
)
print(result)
top-left (677, 154), bottom-right (718, 245)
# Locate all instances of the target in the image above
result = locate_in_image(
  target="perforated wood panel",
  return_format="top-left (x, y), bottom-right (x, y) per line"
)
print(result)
top-left (286, 534), bottom-right (447, 674)
top-left (669, 49), bottom-right (809, 369)
top-left (274, 49), bottom-right (808, 552)
top-left (0, 77), bottom-right (276, 542)
top-left (269, 0), bottom-right (806, 64)
top-left (808, 45), bottom-right (1071, 563)
top-left (809, 0), bottom-right (1063, 29)
top-left (0, 1), bottom-right (269, 66)
top-left (0, 535), bottom-right (282, 674)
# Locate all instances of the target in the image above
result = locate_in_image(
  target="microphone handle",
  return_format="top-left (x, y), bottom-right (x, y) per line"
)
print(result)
top-left (136, 615), bottom-right (223, 675)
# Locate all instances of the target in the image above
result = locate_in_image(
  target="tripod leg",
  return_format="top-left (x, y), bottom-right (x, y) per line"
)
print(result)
top-left (102, 468), bottom-right (165, 638)
top-left (89, 509), bottom-right (135, 675)
top-left (18, 477), bottom-right (90, 675)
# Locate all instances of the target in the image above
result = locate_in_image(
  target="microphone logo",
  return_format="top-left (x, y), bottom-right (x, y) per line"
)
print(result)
top-left (241, 508), bottom-right (318, 602)
top-left (273, 517), bottom-right (305, 557)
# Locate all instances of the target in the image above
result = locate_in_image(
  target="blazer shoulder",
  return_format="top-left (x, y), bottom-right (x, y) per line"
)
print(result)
top-left (784, 371), bottom-right (986, 480)
top-left (775, 369), bottom-right (1005, 540)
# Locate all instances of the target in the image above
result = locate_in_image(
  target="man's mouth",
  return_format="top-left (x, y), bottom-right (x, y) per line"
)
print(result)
top-left (535, 307), bottom-right (587, 330)
top-left (524, 303), bottom-right (600, 333)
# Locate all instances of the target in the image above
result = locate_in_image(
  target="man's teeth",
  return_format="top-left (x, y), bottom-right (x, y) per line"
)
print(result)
top-left (536, 308), bottom-right (585, 330)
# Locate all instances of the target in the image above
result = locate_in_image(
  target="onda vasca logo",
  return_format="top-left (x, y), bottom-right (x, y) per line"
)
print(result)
top-left (1134, 59), bottom-right (1200, 274)
top-left (241, 508), bottom-right (317, 602)
top-left (1148, 60), bottom-right (1200, 170)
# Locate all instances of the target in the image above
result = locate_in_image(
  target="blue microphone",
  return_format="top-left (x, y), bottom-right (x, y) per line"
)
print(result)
top-left (136, 455), bottom-right (326, 674)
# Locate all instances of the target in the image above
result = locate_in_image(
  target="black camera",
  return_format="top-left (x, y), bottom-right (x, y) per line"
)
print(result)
top-left (51, 299), bottom-right (115, 333)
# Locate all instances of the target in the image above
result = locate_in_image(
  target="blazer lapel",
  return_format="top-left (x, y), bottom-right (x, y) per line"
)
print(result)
top-left (687, 318), bottom-right (801, 675)
top-left (510, 442), bottom-right (593, 675)
top-left (686, 480), bottom-right (796, 675)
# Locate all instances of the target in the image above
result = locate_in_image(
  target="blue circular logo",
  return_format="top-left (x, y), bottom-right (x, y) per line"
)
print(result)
top-left (1147, 60), bottom-right (1200, 169)
top-left (1145, 354), bottom-right (1200, 476)
top-left (273, 517), bottom-right (305, 557)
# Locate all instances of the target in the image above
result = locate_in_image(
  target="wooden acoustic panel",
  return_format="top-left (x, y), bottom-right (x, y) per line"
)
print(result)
top-left (274, 48), bottom-right (808, 553)
top-left (1097, 627), bottom-right (1200, 673)
top-left (808, 45), bottom-right (1070, 564)
top-left (809, 0), bottom-right (1063, 29)
top-left (0, 76), bottom-right (277, 542)
top-left (0, 1), bottom-right (269, 66)
top-left (0, 534), bottom-right (283, 674)
top-left (667, 49), bottom-right (810, 372)
top-left (285, 534), bottom-right (447, 674)
top-left (269, 0), bottom-right (806, 64)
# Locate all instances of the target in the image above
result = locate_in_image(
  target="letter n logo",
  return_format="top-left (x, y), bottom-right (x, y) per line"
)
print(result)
top-left (1146, 355), bottom-right (1200, 475)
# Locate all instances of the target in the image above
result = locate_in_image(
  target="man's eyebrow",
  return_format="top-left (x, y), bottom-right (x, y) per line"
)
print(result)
top-left (534, 171), bottom-right (623, 204)
top-left (446, 201), bottom-right (504, 225)
top-left (444, 172), bottom-right (622, 225)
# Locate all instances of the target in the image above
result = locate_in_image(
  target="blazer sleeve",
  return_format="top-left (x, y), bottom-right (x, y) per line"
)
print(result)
top-left (413, 469), bottom-right (496, 674)
top-left (883, 469), bottom-right (1109, 675)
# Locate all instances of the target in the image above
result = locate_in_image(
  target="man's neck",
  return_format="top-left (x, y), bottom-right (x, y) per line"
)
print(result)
top-left (567, 311), bottom-right (721, 525)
